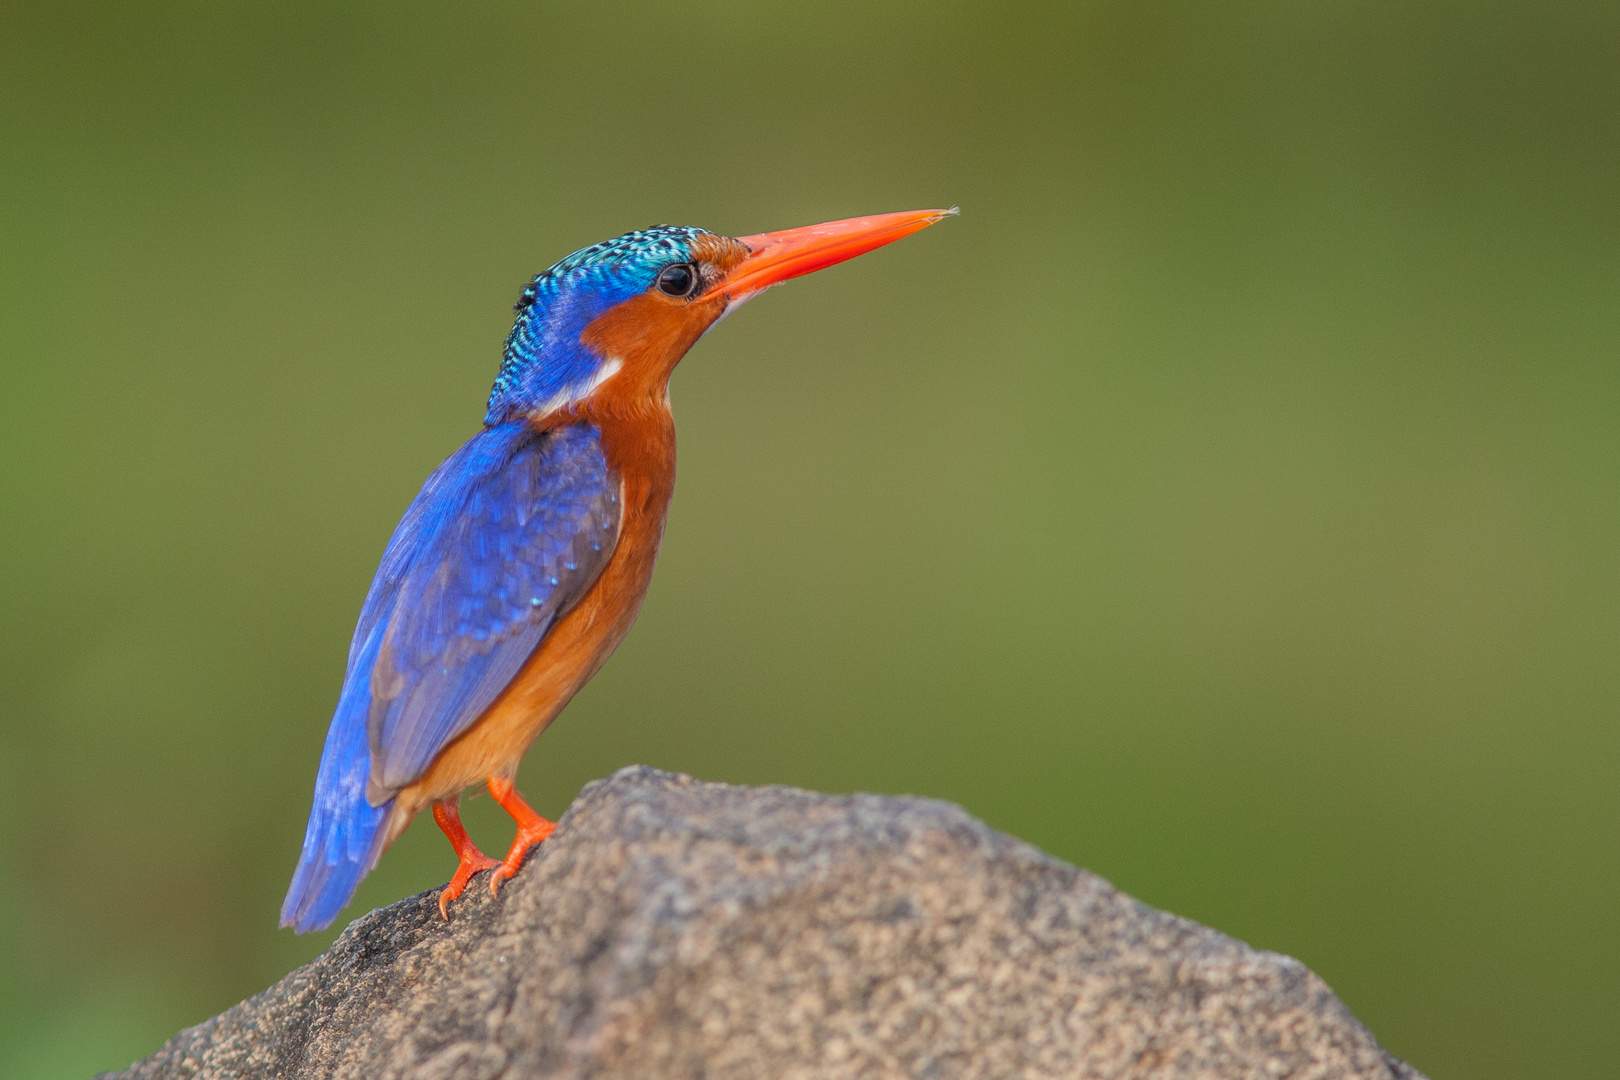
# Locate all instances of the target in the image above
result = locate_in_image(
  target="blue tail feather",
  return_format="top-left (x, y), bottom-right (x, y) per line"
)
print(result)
top-left (281, 620), bottom-right (393, 933)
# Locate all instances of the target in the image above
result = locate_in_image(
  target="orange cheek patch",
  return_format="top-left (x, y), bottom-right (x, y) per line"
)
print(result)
top-left (579, 293), bottom-right (724, 405)
top-left (572, 236), bottom-right (750, 413)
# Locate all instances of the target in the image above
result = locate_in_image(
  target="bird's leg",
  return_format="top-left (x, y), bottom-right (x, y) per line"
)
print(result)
top-left (432, 798), bottom-right (500, 920)
top-left (487, 775), bottom-right (556, 894)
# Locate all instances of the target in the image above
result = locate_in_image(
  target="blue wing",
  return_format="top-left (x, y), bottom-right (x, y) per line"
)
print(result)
top-left (367, 420), bottom-right (621, 791)
top-left (281, 420), bottom-right (620, 932)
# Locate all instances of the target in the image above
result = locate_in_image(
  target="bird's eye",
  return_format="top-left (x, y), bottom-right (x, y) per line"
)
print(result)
top-left (656, 262), bottom-right (698, 297)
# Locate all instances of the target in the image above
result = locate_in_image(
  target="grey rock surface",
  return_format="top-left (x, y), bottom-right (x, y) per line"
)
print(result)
top-left (101, 766), bottom-right (1424, 1080)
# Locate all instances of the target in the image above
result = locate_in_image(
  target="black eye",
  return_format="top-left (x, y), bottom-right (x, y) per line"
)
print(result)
top-left (656, 262), bottom-right (698, 297)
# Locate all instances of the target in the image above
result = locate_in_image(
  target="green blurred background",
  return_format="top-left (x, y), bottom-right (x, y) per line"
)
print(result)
top-left (1, 2), bottom-right (1616, 1076)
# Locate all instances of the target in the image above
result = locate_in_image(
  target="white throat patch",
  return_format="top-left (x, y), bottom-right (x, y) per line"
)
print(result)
top-left (531, 357), bottom-right (623, 417)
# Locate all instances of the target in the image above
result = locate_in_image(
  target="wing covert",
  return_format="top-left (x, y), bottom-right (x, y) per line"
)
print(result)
top-left (356, 420), bottom-right (620, 799)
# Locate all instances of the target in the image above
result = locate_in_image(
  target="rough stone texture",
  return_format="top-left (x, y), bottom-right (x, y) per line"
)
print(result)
top-left (100, 766), bottom-right (1424, 1080)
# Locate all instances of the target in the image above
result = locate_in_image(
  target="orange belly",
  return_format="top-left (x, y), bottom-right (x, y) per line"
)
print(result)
top-left (384, 405), bottom-right (676, 841)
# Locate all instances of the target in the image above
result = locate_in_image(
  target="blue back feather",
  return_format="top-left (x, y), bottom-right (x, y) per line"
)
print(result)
top-left (368, 422), bottom-right (620, 790)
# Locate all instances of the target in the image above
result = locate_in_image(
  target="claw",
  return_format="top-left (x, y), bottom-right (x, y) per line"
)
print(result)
top-left (432, 801), bottom-right (500, 920)
top-left (487, 776), bottom-right (556, 895)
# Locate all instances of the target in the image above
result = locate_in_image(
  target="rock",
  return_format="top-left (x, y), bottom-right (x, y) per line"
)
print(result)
top-left (99, 766), bottom-right (1424, 1080)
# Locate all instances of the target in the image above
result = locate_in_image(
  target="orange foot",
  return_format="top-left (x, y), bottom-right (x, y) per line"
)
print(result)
top-left (487, 776), bottom-right (556, 895)
top-left (432, 801), bottom-right (500, 920)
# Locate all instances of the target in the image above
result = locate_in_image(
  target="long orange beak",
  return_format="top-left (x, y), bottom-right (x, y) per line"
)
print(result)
top-left (709, 207), bottom-right (957, 303)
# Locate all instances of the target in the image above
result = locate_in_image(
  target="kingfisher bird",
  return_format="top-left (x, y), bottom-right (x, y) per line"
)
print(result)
top-left (280, 208), bottom-right (956, 933)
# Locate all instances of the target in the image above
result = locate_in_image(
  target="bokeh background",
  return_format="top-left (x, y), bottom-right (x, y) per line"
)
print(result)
top-left (2, 2), bottom-right (1616, 1076)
